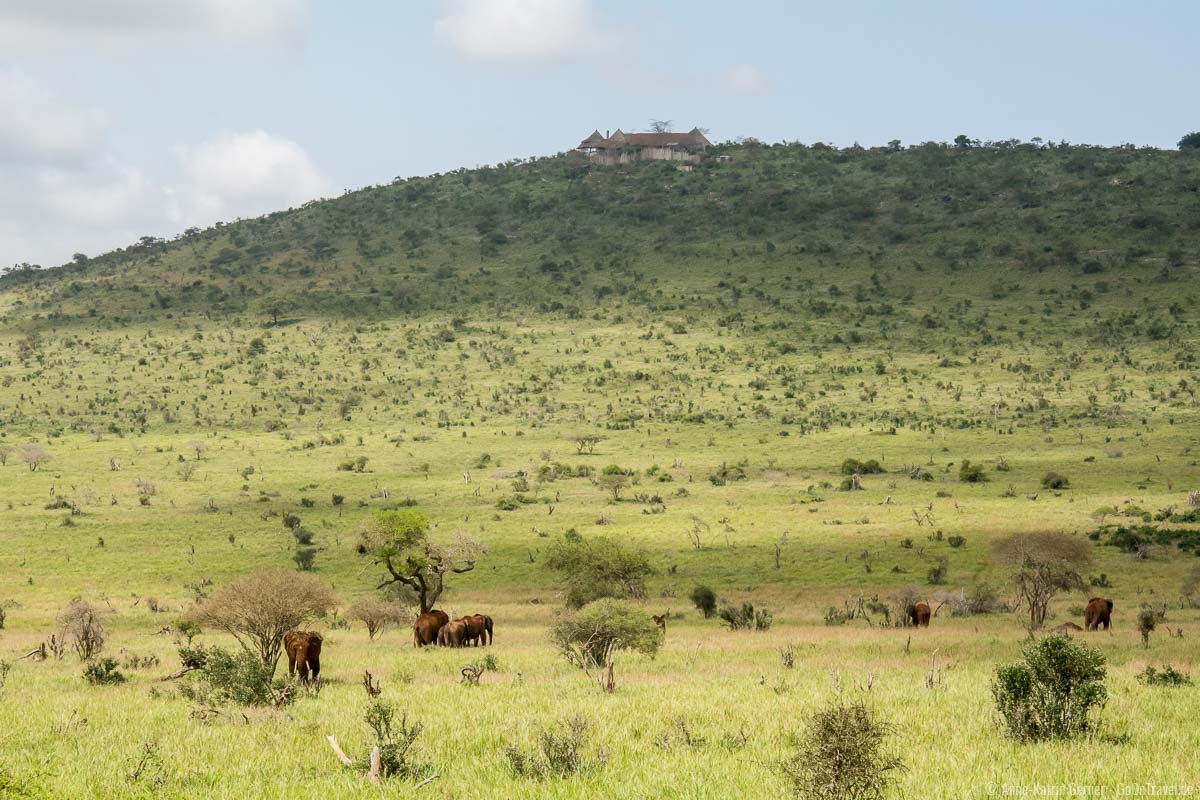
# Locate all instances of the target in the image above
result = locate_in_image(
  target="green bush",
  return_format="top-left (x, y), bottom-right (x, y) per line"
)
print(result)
top-left (840, 458), bottom-right (885, 475)
top-left (779, 699), bottom-right (904, 800)
top-left (180, 647), bottom-right (281, 706)
top-left (1041, 472), bottom-right (1070, 490)
top-left (361, 700), bottom-right (432, 780)
top-left (544, 534), bottom-right (654, 608)
top-left (82, 658), bottom-right (126, 686)
top-left (1137, 665), bottom-right (1192, 687)
top-left (718, 602), bottom-right (772, 631)
top-left (549, 599), bottom-right (662, 668)
top-left (992, 634), bottom-right (1107, 742)
top-left (689, 586), bottom-right (717, 618)
top-left (958, 460), bottom-right (988, 483)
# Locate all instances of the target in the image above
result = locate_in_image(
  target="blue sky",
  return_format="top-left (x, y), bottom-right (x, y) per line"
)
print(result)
top-left (1, 0), bottom-right (1197, 267)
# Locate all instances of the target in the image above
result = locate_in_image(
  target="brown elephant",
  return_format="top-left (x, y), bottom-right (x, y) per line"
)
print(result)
top-left (908, 602), bottom-right (931, 628)
top-left (482, 614), bottom-right (494, 644)
top-left (413, 609), bottom-right (450, 647)
top-left (284, 630), bottom-right (322, 683)
top-left (462, 614), bottom-right (489, 646)
top-left (1084, 598), bottom-right (1113, 631)
top-left (438, 619), bottom-right (468, 647)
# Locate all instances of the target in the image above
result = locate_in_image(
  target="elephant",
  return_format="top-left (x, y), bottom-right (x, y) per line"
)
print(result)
top-left (1085, 598), bottom-right (1113, 631)
top-left (413, 609), bottom-right (450, 647)
top-left (908, 602), bottom-right (931, 628)
top-left (284, 630), bottom-right (323, 683)
top-left (438, 619), bottom-right (468, 647)
top-left (462, 614), bottom-right (489, 646)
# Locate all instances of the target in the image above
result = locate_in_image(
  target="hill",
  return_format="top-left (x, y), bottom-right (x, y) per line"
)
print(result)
top-left (0, 140), bottom-right (1198, 798)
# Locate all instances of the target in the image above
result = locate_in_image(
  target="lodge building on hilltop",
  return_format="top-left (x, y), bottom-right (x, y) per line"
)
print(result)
top-left (577, 128), bottom-right (712, 166)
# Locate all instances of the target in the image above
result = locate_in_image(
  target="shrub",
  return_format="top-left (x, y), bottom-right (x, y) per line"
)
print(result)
top-left (82, 658), bottom-right (125, 686)
top-left (1041, 472), bottom-right (1070, 490)
top-left (689, 586), bottom-right (717, 618)
top-left (349, 596), bottom-right (411, 640)
top-left (718, 602), bottom-right (772, 631)
top-left (504, 717), bottom-right (606, 779)
top-left (292, 547), bottom-right (317, 571)
top-left (57, 600), bottom-right (106, 661)
top-left (1137, 665), bottom-right (1192, 687)
top-left (180, 646), bottom-right (280, 706)
top-left (708, 462), bottom-right (747, 486)
top-left (958, 460), bottom-right (988, 483)
top-left (947, 535), bottom-right (966, 548)
top-left (544, 534), bottom-right (654, 608)
top-left (362, 700), bottom-right (432, 780)
top-left (550, 599), bottom-right (662, 668)
top-left (992, 634), bottom-right (1107, 742)
top-left (779, 699), bottom-right (904, 800)
top-left (1137, 606), bottom-right (1157, 648)
top-left (840, 458), bottom-right (885, 475)
top-left (926, 556), bottom-right (948, 585)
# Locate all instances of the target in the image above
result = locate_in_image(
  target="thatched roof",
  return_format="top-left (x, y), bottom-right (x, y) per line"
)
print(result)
top-left (578, 127), bottom-right (711, 150)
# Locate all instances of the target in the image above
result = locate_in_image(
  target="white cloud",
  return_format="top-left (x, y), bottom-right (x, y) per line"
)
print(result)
top-left (166, 131), bottom-right (331, 227)
top-left (721, 64), bottom-right (770, 96)
top-left (434, 0), bottom-right (608, 65)
top-left (0, 72), bottom-right (328, 268)
top-left (0, 69), bottom-right (110, 162)
top-left (0, 0), bottom-right (306, 50)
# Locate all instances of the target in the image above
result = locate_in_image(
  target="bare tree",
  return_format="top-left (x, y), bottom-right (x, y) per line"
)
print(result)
top-left (355, 510), bottom-right (484, 613)
top-left (0, 444), bottom-right (13, 466)
top-left (992, 532), bottom-right (1093, 629)
top-left (57, 600), bottom-right (106, 660)
top-left (186, 569), bottom-right (338, 671)
top-left (18, 443), bottom-right (49, 472)
top-left (185, 440), bottom-right (206, 460)
top-left (649, 119), bottom-right (673, 133)
top-left (349, 596), bottom-right (413, 640)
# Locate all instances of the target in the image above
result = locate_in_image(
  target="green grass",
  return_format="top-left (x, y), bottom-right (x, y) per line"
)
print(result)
top-left (0, 141), bottom-right (1198, 797)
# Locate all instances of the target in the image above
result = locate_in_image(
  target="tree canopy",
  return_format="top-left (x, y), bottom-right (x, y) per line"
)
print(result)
top-left (355, 509), bottom-right (484, 613)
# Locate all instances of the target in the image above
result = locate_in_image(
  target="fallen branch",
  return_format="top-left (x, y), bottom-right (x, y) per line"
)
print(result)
top-left (326, 735), bottom-right (353, 767)
top-left (159, 666), bottom-right (199, 681)
top-left (16, 644), bottom-right (47, 662)
top-left (413, 774), bottom-right (440, 791)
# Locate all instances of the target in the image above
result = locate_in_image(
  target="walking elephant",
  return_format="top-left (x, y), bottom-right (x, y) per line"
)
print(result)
top-left (284, 629), bottom-right (323, 683)
top-left (413, 609), bottom-right (450, 647)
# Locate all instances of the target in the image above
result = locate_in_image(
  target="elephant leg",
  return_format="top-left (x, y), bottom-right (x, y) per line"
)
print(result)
top-left (309, 653), bottom-right (320, 681)
top-left (297, 647), bottom-right (309, 682)
top-left (287, 648), bottom-right (296, 678)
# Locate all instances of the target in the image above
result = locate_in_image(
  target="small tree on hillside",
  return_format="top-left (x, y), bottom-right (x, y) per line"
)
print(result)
top-left (992, 532), bottom-right (1092, 629)
top-left (355, 510), bottom-right (484, 613)
top-left (1179, 132), bottom-right (1200, 150)
top-left (186, 569), bottom-right (338, 671)
top-left (19, 444), bottom-right (49, 472)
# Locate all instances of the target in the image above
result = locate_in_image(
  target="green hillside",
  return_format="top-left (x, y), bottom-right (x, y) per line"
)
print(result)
top-left (1, 141), bottom-right (1199, 799)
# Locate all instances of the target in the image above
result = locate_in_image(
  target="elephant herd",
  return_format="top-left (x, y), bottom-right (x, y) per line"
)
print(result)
top-left (413, 610), bottom-right (494, 648)
top-left (904, 597), bottom-right (1115, 632)
top-left (282, 597), bottom-right (1115, 685)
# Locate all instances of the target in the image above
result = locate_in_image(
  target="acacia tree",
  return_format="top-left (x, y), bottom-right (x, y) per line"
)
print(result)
top-left (355, 510), bottom-right (484, 614)
top-left (992, 532), bottom-right (1093, 629)
top-left (186, 569), bottom-right (338, 671)
top-left (18, 443), bottom-right (49, 472)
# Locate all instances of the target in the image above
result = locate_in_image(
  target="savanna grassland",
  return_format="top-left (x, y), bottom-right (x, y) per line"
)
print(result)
top-left (1, 140), bottom-right (1199, 799)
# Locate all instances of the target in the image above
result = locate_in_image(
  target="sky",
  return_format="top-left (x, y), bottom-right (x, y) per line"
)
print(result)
top-left (2, 0), bottom-right (1197, 268)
